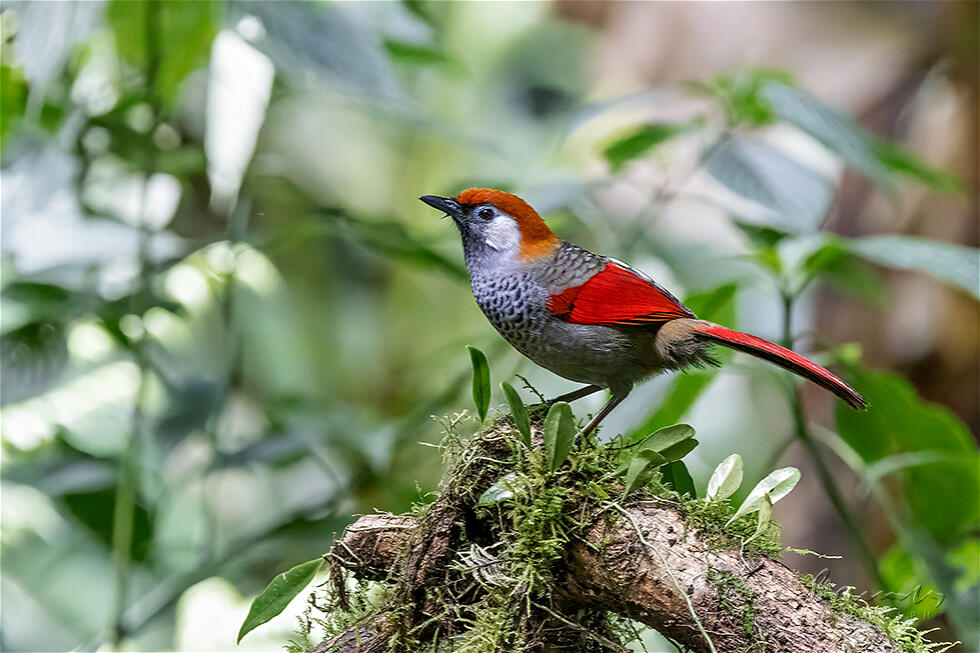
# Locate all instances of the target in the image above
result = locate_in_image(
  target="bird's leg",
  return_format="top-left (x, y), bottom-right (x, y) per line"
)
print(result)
top-left (546, 384), bottom-right (603, 405)
top-left (575, 390), bottom-right (629, 441)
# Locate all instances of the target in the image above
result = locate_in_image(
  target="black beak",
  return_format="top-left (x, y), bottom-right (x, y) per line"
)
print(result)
top-left (419, 195), bottom-right (462, 217)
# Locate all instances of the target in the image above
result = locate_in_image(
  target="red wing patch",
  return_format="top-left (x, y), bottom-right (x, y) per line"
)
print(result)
top-left (547, 263), bottom-right (694, 325)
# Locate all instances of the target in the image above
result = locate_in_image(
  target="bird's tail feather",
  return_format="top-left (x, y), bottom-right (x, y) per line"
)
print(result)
top-left (692, 322), bottom-right (867, 410)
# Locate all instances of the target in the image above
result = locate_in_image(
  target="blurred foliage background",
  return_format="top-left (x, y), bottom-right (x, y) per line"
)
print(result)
top-left (0, 1), bottom-right (977, 651)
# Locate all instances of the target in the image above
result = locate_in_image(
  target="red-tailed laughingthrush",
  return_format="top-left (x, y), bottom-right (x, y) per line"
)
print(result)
top-left (420, 189), bottom-right (867, 438)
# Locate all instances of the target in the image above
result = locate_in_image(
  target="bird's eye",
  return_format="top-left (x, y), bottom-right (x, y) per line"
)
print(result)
top-left (478, 208), bottom-right (494, 220)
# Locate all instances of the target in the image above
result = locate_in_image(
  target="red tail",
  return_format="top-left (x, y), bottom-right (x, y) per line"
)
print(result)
top-left (692, 323), bottom-right (867, 409)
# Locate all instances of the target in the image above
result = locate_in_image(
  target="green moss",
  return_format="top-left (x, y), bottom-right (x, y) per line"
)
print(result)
top-left (799, 574), bottom-right (956, 653)
top-left (679, 492), bottom-right (783, 558)
top-left (707, 566), bottom-right (758, 638)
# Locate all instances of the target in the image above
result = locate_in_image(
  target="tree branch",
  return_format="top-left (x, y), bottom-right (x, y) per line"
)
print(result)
top-left (325, 506), bottom-right (895, 653)
top-left (313, 421), bottom-right (903, 653)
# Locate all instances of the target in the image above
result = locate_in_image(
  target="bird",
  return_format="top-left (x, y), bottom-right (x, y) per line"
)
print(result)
top-left (420, 188), bottom-right (867, 438)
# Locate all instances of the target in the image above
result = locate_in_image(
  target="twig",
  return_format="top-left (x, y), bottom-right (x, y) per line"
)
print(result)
top-left (780, 291), bottom-right (887, 591)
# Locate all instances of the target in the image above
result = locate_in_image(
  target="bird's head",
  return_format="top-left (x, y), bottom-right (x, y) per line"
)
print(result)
top-left (420, 189), bottom-right (560, 263)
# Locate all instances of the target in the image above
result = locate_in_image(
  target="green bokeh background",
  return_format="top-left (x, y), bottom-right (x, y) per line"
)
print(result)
top-left (1, 2), bottom-right (977, 651)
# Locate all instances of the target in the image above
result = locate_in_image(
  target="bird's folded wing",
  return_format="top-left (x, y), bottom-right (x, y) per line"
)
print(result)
top-left (546, 262), bottom-right (695, 325)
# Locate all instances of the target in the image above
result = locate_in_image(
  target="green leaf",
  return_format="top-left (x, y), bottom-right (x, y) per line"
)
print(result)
top-left (478, 473), bottom-right (518, 506)
top-left (637, 423), bottom-right (695, 454)
top-left (238, 558), bottom-right (324, 643)
top-left (659, 437), bottom-right (698, 463)
top-left (835, 366), bottom-right (979, 541)
top-left (466, 346), bottom-right (491, 422)
top-left (704, 138), bottom-right (832, 233)
top-left (694, 68), bottom-right (794, 126)
top-left (879, 544), bottom-right (945, 620)
top-left (384, 40), bottom-right (455, 68)
top-left (500, 382), bottom-right (531, 446)
top-left (743, 494), bottom-right (773, 545)
top-left (764, 82), bottom-right (963, 193)
top-left (848, 235), bottom-right (979, 300)
top-left (728, 467), bottom-right (800, 524)
top-left (623, 449), bottom-right (666, 494)
top-left (707, 453), bottom-right (743, 501)
top-left (602, 119), bottom-right (703, 171)
top-left (108, 0), bottom-right (219, 107)
top-left (761, 81), bottom-right (887, 182)
top-left (0, 63), bottom-right (26, 145)
top-left (801, 237), bottom-right (886, 303)
top-left (543, 401), bottom-right (575, 471)
top-left (732, 221), bottom-right (790, 249)
top-left (871, 140), bottom-right (963, 193)
top-left (661, 460), bottom-right (696, 497)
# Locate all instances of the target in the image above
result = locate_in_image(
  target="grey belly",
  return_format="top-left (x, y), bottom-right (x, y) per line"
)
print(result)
top-left (486, 306), bottom-right (656, 392)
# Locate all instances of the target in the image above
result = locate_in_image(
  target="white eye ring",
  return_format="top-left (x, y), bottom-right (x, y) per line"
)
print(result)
top-left (478, 207), bottom-right (494, 220)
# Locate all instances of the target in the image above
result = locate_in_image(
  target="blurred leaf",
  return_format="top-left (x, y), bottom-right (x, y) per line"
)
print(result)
top-left (764, 81), bottom-right (963, 192)
top-left (565, 87), bottom-right (674, 136)
top-left (244, 2), bottom-right (399, 96)
top-left (1, 450), bottom-right (115, 496)
top-left (107, 0), bottom-right (219, 107)
top-left (623, 449), bottom-right (666, 494)
top-left (707, 453), bottom-right (743, 501)
top-left (156, 146), bottom-right (207, 177)
top-left (1, 321), bottom-right (69, 406)
top-left (848, 235), bottom-right (979, 300)
top-left (316, 209), bottom-right (466, 280)
top-left (761, 81), bottom-right (886, 182)
top-left (238, 557), bottom-right (324, 643)
top-left (863, 451), bottom-right (958, 490)
top-left (692, 68), bottom-right (794, 126)
top-left (732, 220), bottom-right (790, 249)
top-left (948, 538), bottom-right (980, 594)
top-left (1, 63), bottom-right (27, 145)
top-left (384, 39), bottom-right (455, 68)
top-left (909, 531), bottom-right (980, 650)
top-left (500, 381), bottom-right (531, 446)
top-left (661, 460), bottom-right (696, 497)
top-left (801, 237), bottom-right (887, 303)
top-left (684, 283), bottom-right (738, 320)
top-left (728, 467), bottom-right (800, 524)
top-left (543, 401), bottom-right (575, 471)
top-left (63, 488), bottom-right (153, 562)
top-left (871, 139), bottom-right (963, 193)
top-left (602, 119), bottom-right (702, 172)
top-left (704, 138), bottom-right (832, 232)
top-left (157, 380), bottom-right (222, 447)
top-left (835, 366), bottom-right (979, 541)
top-left (466, 345), bottom-right (491, 422)
top-left (880, 544), bottom-right (945, 620)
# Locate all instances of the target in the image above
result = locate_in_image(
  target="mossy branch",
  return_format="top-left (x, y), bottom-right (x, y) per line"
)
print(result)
top-left (307, 417), bottom-right (930, 653)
